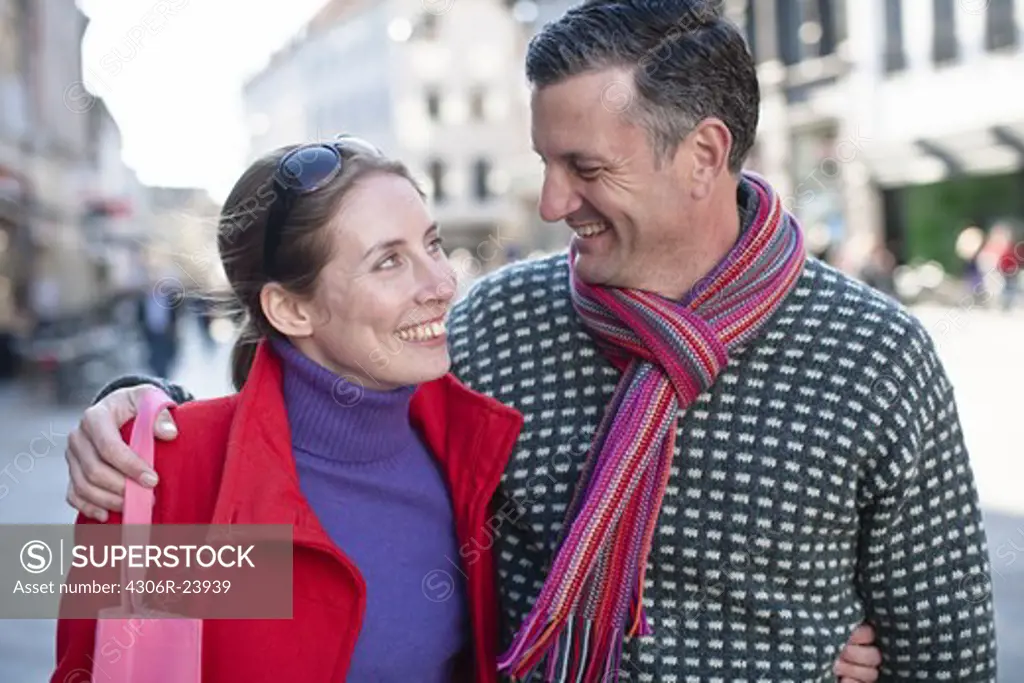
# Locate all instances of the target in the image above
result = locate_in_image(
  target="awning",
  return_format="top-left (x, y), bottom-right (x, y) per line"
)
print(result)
top-left (863, 121), bottom-right (1024, 188)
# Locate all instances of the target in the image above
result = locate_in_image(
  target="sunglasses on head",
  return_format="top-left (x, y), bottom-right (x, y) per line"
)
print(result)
top-left (263, 134), bottom-right (384, 275)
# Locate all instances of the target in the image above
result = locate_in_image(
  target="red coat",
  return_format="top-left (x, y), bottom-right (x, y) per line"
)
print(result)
top-left (52, 340), bottom-right (524, 683)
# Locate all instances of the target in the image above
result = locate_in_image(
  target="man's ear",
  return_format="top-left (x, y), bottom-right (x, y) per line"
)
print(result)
top-left (685, 118), bottom-right (733, 200)
top-left (260, 282), bottom-right (316, 338)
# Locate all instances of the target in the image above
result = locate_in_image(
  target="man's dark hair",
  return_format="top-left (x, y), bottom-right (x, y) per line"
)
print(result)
top-left (526, 0), bottom-right (759, 173)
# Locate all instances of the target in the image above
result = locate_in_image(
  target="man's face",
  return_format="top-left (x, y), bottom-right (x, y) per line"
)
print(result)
top-left (530, 67), bottom-right (696, 292)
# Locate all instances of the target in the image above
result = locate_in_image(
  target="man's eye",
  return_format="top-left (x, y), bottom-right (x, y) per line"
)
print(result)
top-left (576, 166), bottom-right (601, 178)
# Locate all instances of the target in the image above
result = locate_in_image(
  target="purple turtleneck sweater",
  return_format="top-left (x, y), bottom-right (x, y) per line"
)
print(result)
top-left (270, 337), bottom-right (467, 682)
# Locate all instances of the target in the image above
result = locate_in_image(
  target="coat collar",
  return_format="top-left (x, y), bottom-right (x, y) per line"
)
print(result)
top-left (210, 340), bottom-right (523, 549)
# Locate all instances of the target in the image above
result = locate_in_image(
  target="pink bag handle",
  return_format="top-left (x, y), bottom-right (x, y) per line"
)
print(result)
top-left (120, 388), bottom-right (177, 613)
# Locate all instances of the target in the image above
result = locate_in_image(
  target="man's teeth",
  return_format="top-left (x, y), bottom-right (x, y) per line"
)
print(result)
top-left (573, 222), bottom-right (609, 237)
top-left (395, 320), bottom-right (446, 342)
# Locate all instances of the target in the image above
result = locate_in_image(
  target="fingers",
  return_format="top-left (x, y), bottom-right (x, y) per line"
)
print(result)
top-left (65, 479), bottom-right (115, 523)
top-left (64, 384), bottom-right (177, 521)
top-left (123, 385), bottom-right (178, 438)
top-left (835, 659), bottom-right (880, 682)
top-left (154, 406), bottom-right (179, 441)
top-left (847, 623), bottom-right (876, 645)
top-left (81, 391), bottom-right (161, 487)
top-left (67, 446), bottom-right (127, 511)
top-left (123, 386), bottom-right (178, 440)
top-left (835, 642), bottom-right (882, 683)
top-left (839, 642), bottom-right (882, 668)
top-left (65, 420), bottom-right (124, 522)
top-left (66, 449), bottom-right (124, 521)
top-left (834, 622), bottom-right (881, 683)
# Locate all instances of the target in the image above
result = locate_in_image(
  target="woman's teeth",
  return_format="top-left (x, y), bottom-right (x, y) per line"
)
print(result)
top-left (395, 320), bottom-right (446, 342)
top-left (573, 222), bottom-right (609, 238)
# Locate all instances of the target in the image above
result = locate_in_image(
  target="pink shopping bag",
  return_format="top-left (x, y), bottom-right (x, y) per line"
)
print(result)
top-left (91, 389), bottom-right (203, 683)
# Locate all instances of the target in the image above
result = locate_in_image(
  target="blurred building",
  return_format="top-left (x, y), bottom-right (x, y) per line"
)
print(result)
top-left (11, 0), bottom-right (98, 318)
top-left (80, 99), bottom-right (152, 299)
top-left (0, 0), bottom-right (95, 378)
top-left (145, 187), bottom-right (223, 293)
top-left (0, 0), bottom-right (154, 379)
top-left (500, 1), bottom-right (571, 255)
top-left (530, 0), bottom-right (572, 24)
top-left (242, 0), bottom-right (537, 273)
top-left (730, 0), bottom-right (1024, 272)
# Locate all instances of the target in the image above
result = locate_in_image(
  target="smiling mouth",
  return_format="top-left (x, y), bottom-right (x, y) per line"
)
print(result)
top-left (395, 318), bottom-right (446, 342)
top-left (569, 221), bottom-right (610, 238)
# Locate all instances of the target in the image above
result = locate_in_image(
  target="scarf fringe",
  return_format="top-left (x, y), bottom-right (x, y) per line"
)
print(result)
top-left (504, 615), bottom-right (636, 683)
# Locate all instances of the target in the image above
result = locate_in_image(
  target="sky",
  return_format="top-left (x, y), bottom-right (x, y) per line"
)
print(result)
top-left (78, 0), bottom-right (331, 203)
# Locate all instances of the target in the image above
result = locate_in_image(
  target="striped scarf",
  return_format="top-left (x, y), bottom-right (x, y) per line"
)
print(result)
top-left (497, 172), bottom-right (806, 682)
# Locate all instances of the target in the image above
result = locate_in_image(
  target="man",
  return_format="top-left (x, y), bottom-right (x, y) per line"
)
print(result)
top-left (62, 1), bottom-right (995, 680)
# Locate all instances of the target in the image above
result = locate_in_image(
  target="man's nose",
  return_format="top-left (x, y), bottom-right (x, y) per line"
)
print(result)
top-left (538, 168), bottom-right (582, 223)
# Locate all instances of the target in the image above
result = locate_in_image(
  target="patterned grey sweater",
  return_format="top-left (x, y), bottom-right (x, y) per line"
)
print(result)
top-left (110, 254), bottom-right (998, 682)
top-left (443, 252), bottom-right (997, 682)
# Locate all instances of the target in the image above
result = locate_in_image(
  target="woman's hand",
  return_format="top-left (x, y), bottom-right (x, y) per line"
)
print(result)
top-left (835, 623), bottom-right (882, 682)
top-left (64, 385), bottom-right (179, 521)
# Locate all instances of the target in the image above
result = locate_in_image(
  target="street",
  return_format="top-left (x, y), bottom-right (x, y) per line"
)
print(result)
top-left (0, 305), bottom-right (1021, 682)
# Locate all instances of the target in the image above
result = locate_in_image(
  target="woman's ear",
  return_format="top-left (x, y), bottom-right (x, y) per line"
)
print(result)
top-left (260, 282), bottom-right (316, 338)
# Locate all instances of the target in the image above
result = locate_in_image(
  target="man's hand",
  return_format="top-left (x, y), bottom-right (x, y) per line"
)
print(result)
top-left (835, 623), bottom-right (882, 683)
top-left (64, 385), bottom-right (179, 521)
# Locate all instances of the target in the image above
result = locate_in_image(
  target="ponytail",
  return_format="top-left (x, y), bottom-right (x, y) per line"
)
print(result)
top-left (229, 316), bottom-right (262, 391)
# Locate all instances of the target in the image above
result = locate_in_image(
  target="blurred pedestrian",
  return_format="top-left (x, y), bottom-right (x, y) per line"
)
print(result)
top-left (858, 242), bottom-right (897, 297)
top-left (956, 224), bottom-right (986, 303)
top-left (136, 282), bottom-right (181, 378)
top-left (189, 294), bottom-right (218, 350)
top-left (978, 222), bottom-right (1014, 307)
top-left (997, 237), bottom-right (1022, 311)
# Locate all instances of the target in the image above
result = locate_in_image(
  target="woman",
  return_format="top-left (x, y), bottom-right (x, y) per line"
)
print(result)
top-left (57, 137), bottom-right (884, 683)
top-left (52, 137), bottom-right (524, 683)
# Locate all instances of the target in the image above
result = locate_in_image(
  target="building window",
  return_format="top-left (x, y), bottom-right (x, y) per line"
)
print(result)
top-left (469, 88), bottom-right (486, 121)
top-left (724, 0), bottom-right (753, 56)
top-left (777, 0), bottom-right (801, 65)
top-left (426, 88), bottom-right (441, 121)
top-left (414, 12), bottom-right (438, 40)
top-left (817, 0), bottom-right (846, 57)
top-left (790, 126), bottom-right (845, 258)
top-left (776, 0), bottom-right (845, 65)
top-left (985, 0), bottom-right (1019, 51)
top-left (472, 158), bottom-right (492, 201)
top-left (882, 0), bottom-right (907, 73)
top-left (0, 0), bottom-right (28, 136)
top-left (743, 0), bottom-right (758, 62)
top-left (428, 159), bottom-right (447, 203)
top-left (932, 0), bottom-right (959, 65)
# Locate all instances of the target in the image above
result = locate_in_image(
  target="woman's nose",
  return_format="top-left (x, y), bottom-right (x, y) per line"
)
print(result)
top-left (415, 254), bottom-right (457, 306)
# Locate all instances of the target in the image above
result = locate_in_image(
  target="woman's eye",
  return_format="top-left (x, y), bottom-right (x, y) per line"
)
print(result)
top-left (377, 254), bottom-right (399, 270)
top-left (429, 237), bottom-right (445, 254)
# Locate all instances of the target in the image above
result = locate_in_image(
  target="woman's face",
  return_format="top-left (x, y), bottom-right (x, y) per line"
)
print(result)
top-left (292, 172), bottom-right (457, 391)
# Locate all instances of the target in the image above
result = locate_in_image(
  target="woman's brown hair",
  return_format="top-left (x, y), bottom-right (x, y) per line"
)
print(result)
top-left (214, 141), bottom-right (421, 391)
